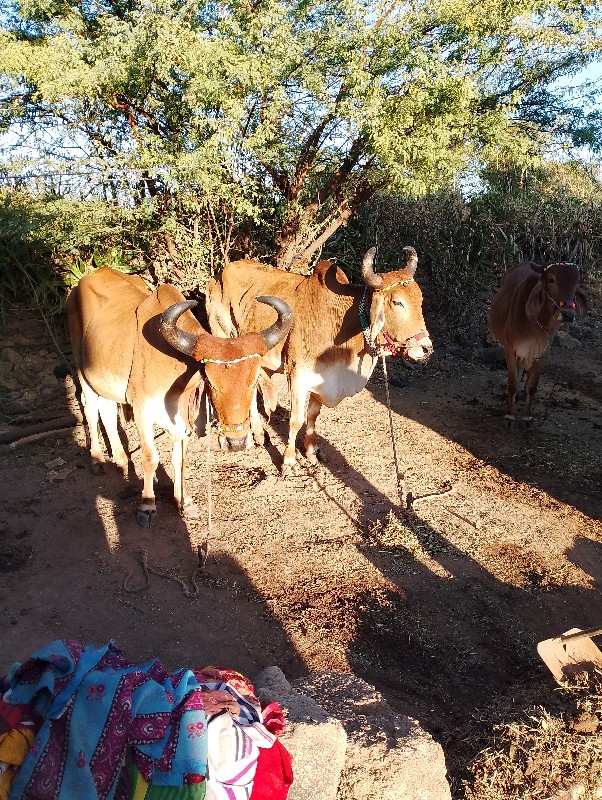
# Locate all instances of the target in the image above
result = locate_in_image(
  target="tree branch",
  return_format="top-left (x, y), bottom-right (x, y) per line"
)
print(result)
top-left (307, 135), bottom-right (367, 212)
top-left (292, 84), bottom-right (348, 196)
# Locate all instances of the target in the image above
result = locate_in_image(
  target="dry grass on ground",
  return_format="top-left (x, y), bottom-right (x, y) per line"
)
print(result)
top-left (464, 671), bottom-right (602, 800)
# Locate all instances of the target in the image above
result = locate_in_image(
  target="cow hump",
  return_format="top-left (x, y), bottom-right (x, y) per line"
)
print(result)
top-left (312, 260), bottom-right (350, 288)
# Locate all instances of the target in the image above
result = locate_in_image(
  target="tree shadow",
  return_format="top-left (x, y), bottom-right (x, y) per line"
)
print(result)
top-left (367, 350), bottom-right (602, 522)
top-left (261, 404), bottom-right (602, 781)
top-left (0, 366), bottom-right (306, 683)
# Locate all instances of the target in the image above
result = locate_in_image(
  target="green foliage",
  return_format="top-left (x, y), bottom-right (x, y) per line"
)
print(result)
top-left (1, 0), bottom-right (601, 270)
top-left (330, 160), bottom-right (602, 342)
top-left (2, 160), bottom-right (601, 333)
top-left (0, 190), bottom-right (149, 317)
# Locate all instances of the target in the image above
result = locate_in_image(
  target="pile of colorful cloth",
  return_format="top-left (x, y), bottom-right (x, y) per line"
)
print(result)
top-left (0, 640), bottom-right (293, 800)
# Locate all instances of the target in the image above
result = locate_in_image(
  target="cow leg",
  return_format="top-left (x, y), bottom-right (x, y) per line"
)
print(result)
top-left (78, 375), bottom-right (108, 474)
top-left (282, 375), bottom-right (308, 476)
top-left (172, 435), bottom-right (200, 518)
top-left (503, 349), bottom-right (520, 427)
top-left (97, 396), bottom-right (128, 474)
top-left (136, 416), bottom-right (159, 528)
top-left (249, 389), bottom-right (265, 446)
top-left (304, 394), bottom-right (323, 466)
top-left (521, 352), bottom-right (549, 426)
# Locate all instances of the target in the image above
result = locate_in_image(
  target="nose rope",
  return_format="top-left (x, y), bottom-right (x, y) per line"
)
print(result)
top-left (540, 262), bottom-right (580, 319)
top-left (216, 418), bottom-right (251, 435)
top-left (543, 291), bottom-right (576, 314)
top-left (359, 286), bottom-right (429, 356)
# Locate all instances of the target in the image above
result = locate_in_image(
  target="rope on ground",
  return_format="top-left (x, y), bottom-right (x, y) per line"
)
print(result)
top-left (205, 391), bottom-right (213, 559)
top-left (380, 351), bottom-right (407, 506)
top-left (122, 393), bottom-right (213, 598)
top-left (380, 352), bottom-right (456, 512)
top-left (123, 546), bottom-right (207, 598)
top-left (406, 483), bottom-right (456, 511)
top-left (542, 360), bottom-right (562, 421)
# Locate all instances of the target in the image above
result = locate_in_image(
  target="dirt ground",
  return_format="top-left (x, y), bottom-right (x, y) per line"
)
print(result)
top-left (1, 302), bottom-right (602, 796)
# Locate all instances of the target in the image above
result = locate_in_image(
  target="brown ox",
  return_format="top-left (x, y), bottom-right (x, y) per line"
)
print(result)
top-left (489, 260), bottom-right (588, 426)
top-left (206, 247), bottom-right (432, 475)
top-left (67, 267), bottom-right (292, 525)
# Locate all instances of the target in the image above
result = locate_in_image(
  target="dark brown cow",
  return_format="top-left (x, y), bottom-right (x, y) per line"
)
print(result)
top-left (67, 267), bottom-right (291, 525)
top-left (206, 247), bottom-right (432, 475)
top-left (489, 260), bottom-right (588, 426)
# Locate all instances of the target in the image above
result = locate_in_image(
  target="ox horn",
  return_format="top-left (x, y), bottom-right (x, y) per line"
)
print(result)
top-left (403, 246), bottom-right (418, 277)
top-left (255, 296), bottom-right (293, 350)
top-left (160, 300), bottom-right (199, 356)
top-left (360, 247), bottom-right (383, 290)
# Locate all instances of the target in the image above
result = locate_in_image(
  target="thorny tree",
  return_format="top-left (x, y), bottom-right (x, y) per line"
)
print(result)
top-left (1, 1), bottom-right (601, 270)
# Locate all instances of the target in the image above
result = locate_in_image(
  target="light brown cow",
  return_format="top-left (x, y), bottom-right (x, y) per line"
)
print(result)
top-left (489, 260), bottom-right (588, 426)
top-left (67, 267), bottom-right (292, 525)
top-left (206, 247), bottom-right (432, 475)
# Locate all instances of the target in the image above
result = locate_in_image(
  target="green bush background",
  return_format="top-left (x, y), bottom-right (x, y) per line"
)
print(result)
top-left (1, 161), bottom-right (600, 344)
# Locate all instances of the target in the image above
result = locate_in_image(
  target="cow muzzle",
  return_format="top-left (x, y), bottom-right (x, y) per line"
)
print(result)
top-left (546, 292), bottom-right (576, 324)
top-left (560, 303), bottom-right (576, 323)
top-left (217, 419), bottom-right (253, 452)
top-left (384, 330), bottom-right (433, 361)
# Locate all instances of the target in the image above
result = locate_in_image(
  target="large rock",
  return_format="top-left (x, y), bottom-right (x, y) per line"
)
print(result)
top-left (555, 330), bottom-right (581, 349)
top-left (254, 668), bottom-right (451, 800)
top-left (254, 666), bottom-right (347, 800)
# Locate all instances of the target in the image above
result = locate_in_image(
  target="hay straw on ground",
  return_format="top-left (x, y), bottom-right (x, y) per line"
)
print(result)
top-left (464, 671), bottom-right (602, 800)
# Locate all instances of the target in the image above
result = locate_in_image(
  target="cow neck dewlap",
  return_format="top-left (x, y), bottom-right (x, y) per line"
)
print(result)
top-left (513, 332), bottom-right (553, 370)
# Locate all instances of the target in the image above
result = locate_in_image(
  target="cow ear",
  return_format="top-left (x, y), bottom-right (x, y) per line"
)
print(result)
top-left (525, 281), bottom-right (544, 323)
top-left (575, 288), bottom-right (589, 319)
top-left (369, 292), bottom-right (386, 342)
top-left (257, 371), bottom-right (278, 417)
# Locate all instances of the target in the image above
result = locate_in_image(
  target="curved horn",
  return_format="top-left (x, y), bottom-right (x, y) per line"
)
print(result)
top-left (403, 246), bottom-right (418, 277)
top-left (160, 300), bottom-right (199, 356)
top-left (255, 296), bottom-right (293, 350)
top-left (360, 247), bottom-right (383, 289)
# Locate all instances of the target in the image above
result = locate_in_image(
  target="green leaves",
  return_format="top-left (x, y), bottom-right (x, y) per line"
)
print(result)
top-left (1, 0), bottom-right (601, 269)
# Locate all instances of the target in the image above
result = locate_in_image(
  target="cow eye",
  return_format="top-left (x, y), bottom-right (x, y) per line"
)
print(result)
top-left (392, 299), bottom-right (405, 308)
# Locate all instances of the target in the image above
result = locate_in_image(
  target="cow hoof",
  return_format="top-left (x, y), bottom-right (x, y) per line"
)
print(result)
top-left (91, 461), bottom-right (107, 475)
top-left (503, 416), bottom-right (515, 429)
top-left (136, 508), bottom-right (157, 528)
top-left (519, 417), bottom-right (533, 429)
top-left (281, 462), bottom-right (302, 478)
top-left (113, 456), bottom-right (129, 474)
top-left (181, 500), bottom-right (201, 519)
